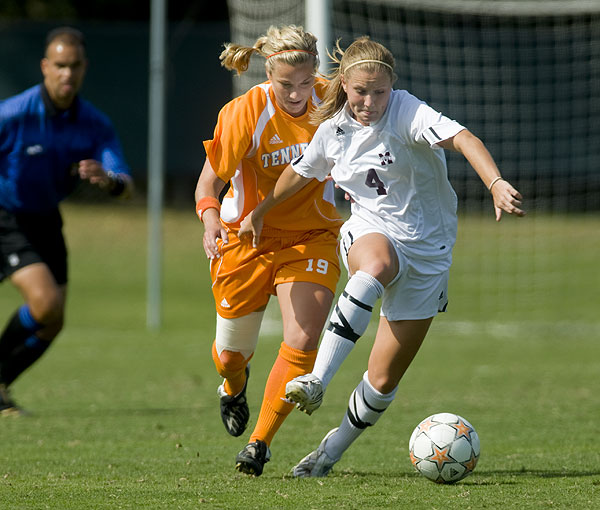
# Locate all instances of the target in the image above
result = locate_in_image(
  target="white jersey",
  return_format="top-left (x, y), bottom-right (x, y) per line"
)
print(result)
top-left (292, 89), bottom-right (465, 265)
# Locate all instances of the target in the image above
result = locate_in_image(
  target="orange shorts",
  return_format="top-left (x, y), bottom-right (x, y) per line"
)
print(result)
top-left (210, 229), bottom-right (340, 319)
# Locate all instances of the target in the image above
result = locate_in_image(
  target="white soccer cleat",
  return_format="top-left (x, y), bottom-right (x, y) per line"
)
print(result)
top-left (285, 373), bottom-right (324, 415)
top-left (292, 427), bottom-right (340, 478)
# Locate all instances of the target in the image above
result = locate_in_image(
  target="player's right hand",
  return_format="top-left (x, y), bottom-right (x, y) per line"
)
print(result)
top-left (238, 210), bottom-right (263, 249)
top-left (490, 179), bottom-right (526, 221)
top-left (202, 210), bottom-right (228, 260)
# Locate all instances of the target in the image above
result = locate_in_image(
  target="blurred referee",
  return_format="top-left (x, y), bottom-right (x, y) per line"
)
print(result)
top-left (0, 27), bottom-right (133, 415)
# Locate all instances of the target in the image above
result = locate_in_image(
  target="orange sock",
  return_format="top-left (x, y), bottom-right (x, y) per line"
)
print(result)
top-left (211, 341), bottom-right (252, 396)
top-left (249, 342), bottom-right (317, 446)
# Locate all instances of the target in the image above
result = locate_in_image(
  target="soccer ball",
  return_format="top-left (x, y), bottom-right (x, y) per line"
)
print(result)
top-left (409, 412), bottom-right (480, 484)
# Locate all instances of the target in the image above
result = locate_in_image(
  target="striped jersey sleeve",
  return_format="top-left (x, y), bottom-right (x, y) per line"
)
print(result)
top-left (421, 119), bottom-right (465, 147)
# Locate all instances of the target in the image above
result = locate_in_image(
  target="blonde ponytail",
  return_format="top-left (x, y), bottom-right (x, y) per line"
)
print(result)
top-left (219, 25), bottom-right (319, 76)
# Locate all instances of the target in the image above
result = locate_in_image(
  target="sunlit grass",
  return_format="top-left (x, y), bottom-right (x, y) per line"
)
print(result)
top-left (0, 203), bottom-right (598, 509)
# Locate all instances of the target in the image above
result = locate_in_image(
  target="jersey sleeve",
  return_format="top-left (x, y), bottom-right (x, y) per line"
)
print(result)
top-left (0, 100), bottom-right (17, 161)
top-left (290, 122), bottom-right (333, 181)
top-left (397, 91), bottom-right (465, 148)
top-left (419, 114), bottom-right (465, 148)
top-left (96, 124), bottom-right (130, 175)
top-left (203, 93), bottom-right (256, 183)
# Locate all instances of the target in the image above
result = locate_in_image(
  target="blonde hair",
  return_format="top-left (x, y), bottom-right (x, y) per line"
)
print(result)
top-left (220, 25), bottom-right (319, 76)
top-left (311, 36), bottom-right (396, 125)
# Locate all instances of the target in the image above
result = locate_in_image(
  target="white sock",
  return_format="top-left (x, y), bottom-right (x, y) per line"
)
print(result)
top-left (312, 271), bottom-right (384, 389)
top-left (324, 371), bottom-right (397, 461)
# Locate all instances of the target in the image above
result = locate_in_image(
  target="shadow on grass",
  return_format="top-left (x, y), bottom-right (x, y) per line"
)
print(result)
top-left (18, 406), bottom-right (203, 419)
top-left (297, 468), bottom-right (600, 484)
top-left (478, 467), bottom-right (600, 479)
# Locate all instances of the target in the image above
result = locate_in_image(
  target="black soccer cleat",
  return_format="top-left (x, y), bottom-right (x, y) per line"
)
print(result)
top-left (235, 440), bottom-right (271, 476)
top-left (217, 365), bottom-right (250, 437)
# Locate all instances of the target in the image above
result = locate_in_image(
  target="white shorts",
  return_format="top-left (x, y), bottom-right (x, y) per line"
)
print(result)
top-left (340, 215), bottom-right (450, 321)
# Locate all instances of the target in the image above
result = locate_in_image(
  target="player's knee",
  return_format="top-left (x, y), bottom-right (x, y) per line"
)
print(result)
top-left (27, 288), bottom-right (64, 326)
top-left (218, 349), bottom-right (247, 372)
top-left (356, 260), bottom-right (396, 287)
top-left (283, 323), bottom-right (319, 350)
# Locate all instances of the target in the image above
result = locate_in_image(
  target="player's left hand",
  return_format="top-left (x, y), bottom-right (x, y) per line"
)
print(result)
top-left (238, 210), bottom-right (263, 248)
top-left (78, 159), bottom-right (111, 187)
top-left (491, 179), bottom-right (526, 221)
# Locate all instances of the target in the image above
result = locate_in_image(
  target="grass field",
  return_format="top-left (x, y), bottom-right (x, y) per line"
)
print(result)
top-left (1, 202), bottom-right (599, 509)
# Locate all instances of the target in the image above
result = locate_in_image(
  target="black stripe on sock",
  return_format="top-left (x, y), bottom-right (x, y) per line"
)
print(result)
top-left (327, 305), bottom-right (360, 343)
top-left (342, 290), bottom-right (373, 312)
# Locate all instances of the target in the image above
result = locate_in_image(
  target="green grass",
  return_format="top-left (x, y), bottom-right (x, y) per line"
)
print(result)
top-left (1, 202), bottom-right (599, 509)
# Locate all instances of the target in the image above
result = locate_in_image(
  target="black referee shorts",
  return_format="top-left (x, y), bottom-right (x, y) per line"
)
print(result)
top-left (0, 207), bottom-right (68, 285)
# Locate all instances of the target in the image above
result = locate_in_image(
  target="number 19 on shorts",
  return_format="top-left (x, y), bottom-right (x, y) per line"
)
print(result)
top-left (306, 259), bottom-right (328, 274)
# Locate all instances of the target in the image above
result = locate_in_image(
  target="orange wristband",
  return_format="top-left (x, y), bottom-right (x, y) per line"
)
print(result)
top-left (196, 197), bottom-right (221, 222)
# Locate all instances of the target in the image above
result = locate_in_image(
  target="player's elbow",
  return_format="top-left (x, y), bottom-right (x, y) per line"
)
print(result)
top-left (451, 129), bottom-right (484, 155)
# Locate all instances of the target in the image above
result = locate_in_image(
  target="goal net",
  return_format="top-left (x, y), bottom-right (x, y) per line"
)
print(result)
top-left (226, 0), bottom-right (600, 324)
top-left (226, 0), bottom-right (306, 97)
top-left (332, 0), bottom-right (600, 214)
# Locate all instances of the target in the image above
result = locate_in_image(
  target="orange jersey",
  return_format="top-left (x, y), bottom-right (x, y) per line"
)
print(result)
top-left (203, 79), bottom-right (342, 236)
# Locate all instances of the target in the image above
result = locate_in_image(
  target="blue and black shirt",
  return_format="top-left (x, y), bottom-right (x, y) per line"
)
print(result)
top-left (0, 84), bottom-right (130, 213)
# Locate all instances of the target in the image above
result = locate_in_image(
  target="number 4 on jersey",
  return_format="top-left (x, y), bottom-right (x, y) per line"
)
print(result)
top-left (365, 168), bottom-right (387, 195)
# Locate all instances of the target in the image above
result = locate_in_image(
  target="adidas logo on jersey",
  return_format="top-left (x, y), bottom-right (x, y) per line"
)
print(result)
top-left (269, 133), bottom-right (283, 145)
top-left (25, 144), bottom-right (44, 156)
top-left (335, 126), bottom-right (345, 137)
top-left (8, 253), bottom-right (20, 267)
top-left (220, 298), bottom-right (231, 309)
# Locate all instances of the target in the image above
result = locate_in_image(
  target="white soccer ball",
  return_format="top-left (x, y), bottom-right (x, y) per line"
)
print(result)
top-left (409, 412), bottom-right (480, 484)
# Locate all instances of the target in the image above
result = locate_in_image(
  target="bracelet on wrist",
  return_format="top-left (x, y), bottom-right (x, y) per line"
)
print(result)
top-left (488, 176), bottom-right (503, 192)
